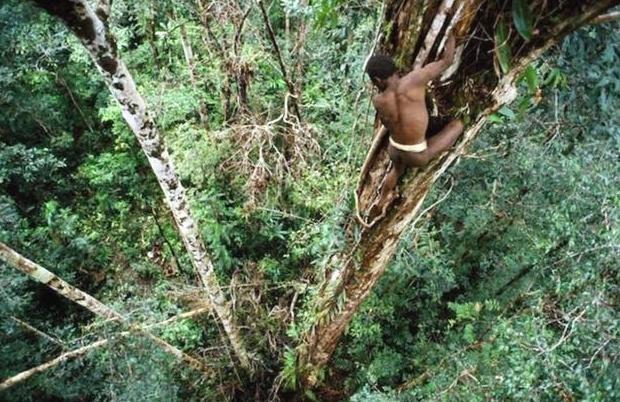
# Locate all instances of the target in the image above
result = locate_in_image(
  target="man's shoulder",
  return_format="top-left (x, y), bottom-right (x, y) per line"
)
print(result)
top-left (399, 69), bottom-right (427, 88)
top-left (396, 74), bottom-right (425, 98)
top-left (372, 91), bottom-right (391, 105)
top-left (376, 88), bottom-right (399, 100)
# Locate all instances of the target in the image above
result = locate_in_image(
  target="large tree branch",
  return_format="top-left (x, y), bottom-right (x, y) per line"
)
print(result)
top-left (0, 306), bottom-right (210, 391)
top-left (31, 0), bottom-right (250, 369)
top-left (0, 242), bottom-right (213, 376)
top-left (0, 340), bottom-right (109, 392)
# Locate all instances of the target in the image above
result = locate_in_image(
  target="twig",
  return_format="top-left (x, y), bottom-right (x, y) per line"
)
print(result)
top-left (233, 6), bottom-right (252, 57)
top-left (551, 244), bottom-right (619, 266)
top-left (255, 207), bottom-right (315, 222)
top-left (0, 339), bottom-right (109, 391)
top-left (143, 307), bottom-right (211, 330)
top-left (150, 207), bottom-right (184, 274)
top-left (411, 176), bottom-right (455, 229)
top-left (590, 11), bottom-right (620, 24)
top-left (361, 0), bottom-right (387, 73)
top-left (544, 89), bottom-right (562, 148)
top-left (586, 338), bottom-right (612, 369)
top-left (537, 308), bottom-right (587, 355)
top-left (10, 316), bottom-right (65, 348)
top-left (55, 74), bottom-right (95, 133)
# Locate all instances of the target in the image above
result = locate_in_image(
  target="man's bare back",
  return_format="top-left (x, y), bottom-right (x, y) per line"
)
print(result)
top-left (371, 35), bottom-right (457, 147)
top-left (364, 35), bottom-right (464, 214)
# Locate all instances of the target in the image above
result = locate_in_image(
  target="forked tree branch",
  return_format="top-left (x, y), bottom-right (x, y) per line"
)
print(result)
top-left (0, 242), bottom-right (213, 377)
top-left (0, 306), bottom-right (211, 391)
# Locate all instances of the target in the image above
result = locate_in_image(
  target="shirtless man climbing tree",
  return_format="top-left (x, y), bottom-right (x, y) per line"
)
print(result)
top-left (366, 35), bottom-right (463, 207)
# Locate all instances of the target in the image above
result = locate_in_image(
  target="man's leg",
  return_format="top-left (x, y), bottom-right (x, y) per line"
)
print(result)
top-left (368, 157), bottom-right (405, 220)
top-left (425, 119), bottom-right (464, 157)
top-left (401, 119), bottom-right (464, 167)
top-left (380, 159), bottom-right (405, 203)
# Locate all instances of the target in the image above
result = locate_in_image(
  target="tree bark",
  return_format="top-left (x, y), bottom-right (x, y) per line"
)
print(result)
top-left (31, 0), bottom-right (250, 369)
top-left (296, 0), bottom-right (619, 388)
top-left (0, 242), bottom-right (212, 376)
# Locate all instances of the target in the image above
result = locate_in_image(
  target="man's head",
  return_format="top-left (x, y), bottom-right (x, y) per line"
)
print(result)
top-left (366, 55), bottom-right (397, 90)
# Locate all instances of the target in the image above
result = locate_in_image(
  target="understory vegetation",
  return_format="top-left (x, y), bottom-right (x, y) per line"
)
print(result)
top-left (0, 0), bottom-right (618, 400)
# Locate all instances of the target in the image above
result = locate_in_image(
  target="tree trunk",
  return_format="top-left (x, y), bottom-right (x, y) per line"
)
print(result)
top-left (196, 0), bottom-right (251, 121)
top-left (233, 6), bottom-right (252, 114)
top-left (296, 0), bottom-right (618, 388)
top-left (31, 0), bottom-right (250, 369)
top-left (146, 0), bottom-right (159, 65)
top-left (292, 0), bottom-right (309, 100)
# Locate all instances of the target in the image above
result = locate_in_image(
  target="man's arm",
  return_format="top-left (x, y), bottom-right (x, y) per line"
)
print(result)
top-left (402, 35), bottom-right (456, 87)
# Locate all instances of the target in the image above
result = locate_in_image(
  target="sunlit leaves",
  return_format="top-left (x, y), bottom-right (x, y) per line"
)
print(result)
top-left (313, 0), bottom-right (344, 28)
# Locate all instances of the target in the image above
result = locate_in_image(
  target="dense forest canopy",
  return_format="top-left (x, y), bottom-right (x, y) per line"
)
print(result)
top-left (0, 0), bottom-right (618, 401)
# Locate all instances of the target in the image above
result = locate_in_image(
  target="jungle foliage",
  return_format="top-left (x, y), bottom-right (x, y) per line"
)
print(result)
top-left (0, 0), bottom-right (618, 401)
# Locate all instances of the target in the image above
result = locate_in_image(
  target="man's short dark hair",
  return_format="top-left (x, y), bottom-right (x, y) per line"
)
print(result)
top-left (366, 55), bottom-right (397, 80)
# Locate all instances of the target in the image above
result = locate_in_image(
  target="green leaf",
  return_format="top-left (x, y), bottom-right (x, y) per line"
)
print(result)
top-left (487, 113), bottom-right (503, 123)
top-left (498, 106), bottom-right (516, 120)
top-left (463, 323), bottom-right (476, 343)
top-left (512, 0), bottom-right (534, 40)
top-left (304, 390), bottom-right (320, 402)
top-left (523, 64), bottom-right (538, 92)
top-left (543, 67), bottom-right (566, 88)
top-left (494, 20), bottom-right (511, 74)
